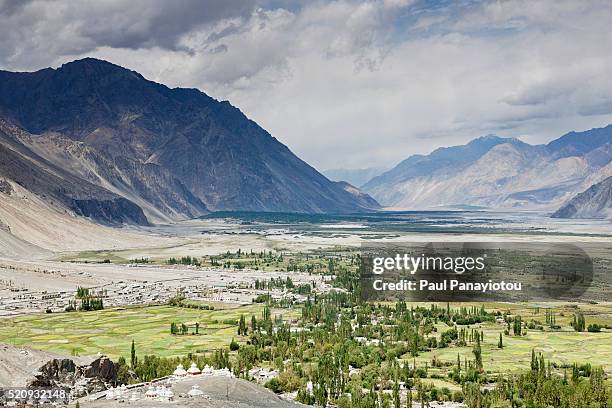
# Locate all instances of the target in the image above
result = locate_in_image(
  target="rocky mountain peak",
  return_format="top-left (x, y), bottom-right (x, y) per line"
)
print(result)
top-left (0, 59), bottom-right (378, 221)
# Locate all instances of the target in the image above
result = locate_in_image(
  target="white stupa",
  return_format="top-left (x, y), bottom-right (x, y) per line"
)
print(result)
top-left (202, 364), bottom-right (213, 376)
top-left (145, 386), bottom-right (157, 399)
top-left (187, 362), bottom-right (201, 375)
top-left (129, 392), bottom-right (140, 402)
top-left (113, 385), bottom-right (126, 400)
top-left (173, 363), bottom-right (187, 377)
top-left (155, 385), bottom-right (174, 401)
top-left (187, 385), bottom-right (204, 397)
top-left (105, 388), bottom-right (115, 400)
top-left (217, 367), bottom-right (232, 377)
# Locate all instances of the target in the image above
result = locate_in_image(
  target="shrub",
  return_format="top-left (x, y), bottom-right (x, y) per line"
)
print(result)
top-left (265, 378), bottom-right (282, 393)
top-left (452, 390), bottom-right (464, 402)
top-left (587, 324), bottom-right (602, 333)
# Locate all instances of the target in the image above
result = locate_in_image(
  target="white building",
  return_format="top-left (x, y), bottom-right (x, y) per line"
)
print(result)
top-left (187, 362), bottom-right (201, 375)
top-left (202, 364), bottom-right (214, 376)
top-left (173, 363), bottom-right (187, 377)
top-left (187, 385), bottom-right (204, 397)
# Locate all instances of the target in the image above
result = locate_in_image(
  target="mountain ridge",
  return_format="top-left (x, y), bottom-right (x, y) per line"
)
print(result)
top-left (363, 127), bottom-right (611, 211)
top-left (0, 58), bottom-right (379, 222)
top-left (552, 176), bottom-right (612, 219)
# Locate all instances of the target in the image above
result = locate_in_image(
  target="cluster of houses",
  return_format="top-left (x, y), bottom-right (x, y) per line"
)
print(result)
top-left (355, 336), bottom-right (382, 346)
top-left (0, 279), bottom-right (212, 316)
top-left (0, 271), bottom-right (320, 316)
top-left (248, 367), bottom-right (279, 383)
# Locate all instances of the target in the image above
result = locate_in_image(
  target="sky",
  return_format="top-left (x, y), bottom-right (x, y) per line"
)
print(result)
top-left (1, 0), bottom-right (612, 171)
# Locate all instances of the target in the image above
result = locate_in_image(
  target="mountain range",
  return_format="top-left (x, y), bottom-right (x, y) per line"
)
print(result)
top-left (1, 57), bottom-right (609, 228)
top-left (0, 58), bottom-right (379, 227)
top-left (362, 128), bottom-right (612, 216)
top-left (323, 167), bottom-right (386, 188)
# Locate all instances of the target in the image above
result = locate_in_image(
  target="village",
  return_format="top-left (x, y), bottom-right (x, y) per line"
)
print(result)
top-left (0, 261), bottom-right (331, 317)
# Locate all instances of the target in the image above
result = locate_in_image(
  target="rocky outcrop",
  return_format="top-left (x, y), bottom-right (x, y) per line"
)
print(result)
top-left (30, 358), bottom-right (78, 387)
top-left (30, 356), bottom-right (121, 398)
top-left (71, 198), bottom-right (149, 226)
top-left (0, 179), bottom-right (11, 194)
top-left (0, 180), bottom-right (10, 233)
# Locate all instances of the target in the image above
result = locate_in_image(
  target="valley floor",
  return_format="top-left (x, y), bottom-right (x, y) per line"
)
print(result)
top-left (0, 211), bottom-right (610, 406)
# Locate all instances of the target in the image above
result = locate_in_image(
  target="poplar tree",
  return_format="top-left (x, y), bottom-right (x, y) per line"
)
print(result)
top-left (473, 334), bottom-right (482, 369)
top-left (130, 339), bottom-right (137, 369)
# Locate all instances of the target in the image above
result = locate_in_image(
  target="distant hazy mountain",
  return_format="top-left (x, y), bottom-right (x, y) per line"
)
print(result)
top-left (323, 167), bottom-right (386, 188)
top-left (0, 58), bottom-right (377, 224)
top-left (552, 176), bottom-right (612, 219)
top-left (363, 128), bottom-right (612, 210)
top-left (334, 181), bottom-right (380, 209)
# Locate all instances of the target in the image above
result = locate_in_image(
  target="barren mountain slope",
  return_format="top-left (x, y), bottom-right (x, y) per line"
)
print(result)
top-left (552, 176), bottom-right (612, 219)
top-left (0, 58), bottom-right (378, 214)
top-left (20, 131), bottom-right (208, 223)
top-left (0, 120), bottom-right (148, 226)
top-left (0, 180), bottom-right (172, 257)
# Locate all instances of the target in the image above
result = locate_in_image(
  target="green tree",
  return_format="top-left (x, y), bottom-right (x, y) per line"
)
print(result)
top-left (130, 339), bottom-right (137, 369)
top-left (473, 333), bottom-right (482, 369)
top-left (238, 314), bottom-right (247, 335)
top-left (572, 312), bottom-right (586, 332)
top-left (393, 380), bottom-right (400, 408)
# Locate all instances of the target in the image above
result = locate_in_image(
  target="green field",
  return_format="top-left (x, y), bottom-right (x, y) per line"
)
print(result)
top-left (2, 301), bottom-right (611, 378)
top-left (0, 304), bottom-right (270, 359)
top-left (413, 321), bottom-right (612, 374)
top-left (406, 302), bottom-right (612, 376)
top-left (54, 247), bottom-right (360, 274)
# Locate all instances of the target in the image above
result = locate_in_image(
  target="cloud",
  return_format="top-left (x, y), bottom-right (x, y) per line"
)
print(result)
top-left (0, 0), bottom-right (256, 67)
top-left (1, 0), bottom-right (612, 170)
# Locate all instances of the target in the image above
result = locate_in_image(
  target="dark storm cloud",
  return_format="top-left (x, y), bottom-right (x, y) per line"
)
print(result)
top-left (0, 0), bottom-right (28, 16)
top-left (77, 0), bottom-right (256, 50)
top-left (0, 0), bottom-right (257, 69)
